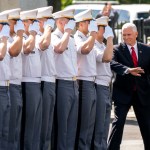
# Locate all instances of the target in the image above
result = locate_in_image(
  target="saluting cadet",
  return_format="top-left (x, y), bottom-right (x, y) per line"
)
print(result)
top-left (3, 8), bottom-right (24, 150)
top-left (36, 6), bottom-right (56, 150)
top-left (20, 9), bottom-right (42, 150)
top-left (74, 9), bottom-right (98, 150)
top-left (0, 12), bottom-right (11, 150)
top-left (91, 16), bottom-right (114, 150)
top-left (51, 9), bottom-right (78, 150)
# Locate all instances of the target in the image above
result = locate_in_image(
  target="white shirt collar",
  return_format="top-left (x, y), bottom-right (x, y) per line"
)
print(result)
top-left (127, 42), bottom-right (137, 53)
top-left (126, 42), bottom-right (138, 58)
top-left (77, 30), bottom-right (88, 38)
top-left (53, 28), bottom-right (64, 38)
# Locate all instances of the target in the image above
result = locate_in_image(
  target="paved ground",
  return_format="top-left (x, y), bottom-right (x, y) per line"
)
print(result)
top-left (110, 107), bottom-right (144, 150)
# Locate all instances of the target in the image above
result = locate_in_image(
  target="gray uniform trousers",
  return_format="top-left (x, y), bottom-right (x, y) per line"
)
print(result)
top-left (76, 80), bottom-right (96, 150)
top-left (21, 82), bottom-right (42, 150)
top-left (8, 84), bottom-right (22, 150)
top-left (40, 81), bottom-right (55, 150)
top-left (93, 84), bottom-right (111, 150)
top-left (56, 79), bottom-right (78, 150)
top-left (0, 86), bottom-right (10, 150)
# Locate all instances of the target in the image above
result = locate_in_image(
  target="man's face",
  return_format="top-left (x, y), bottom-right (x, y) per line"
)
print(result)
top-left (122, 27), bottom-right (138, 46)
top-left (8, 19), bottom-right (17, 33)
top-left (56, 17), bottom-right (69, 31)
top-left (60, 17), bottom-right (70, 28)
top-left (22, 19), bottom-right (33, 32)
top-left (37, 18), bottom-right (47, 29)
top-left (79, 20), bottom-right (90, 35)
top-left (97, 25), bottom-right (105, 39)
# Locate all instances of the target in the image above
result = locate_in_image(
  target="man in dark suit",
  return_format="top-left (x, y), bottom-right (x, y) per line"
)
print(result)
top-left (107, 22), bottom-right (150, 150)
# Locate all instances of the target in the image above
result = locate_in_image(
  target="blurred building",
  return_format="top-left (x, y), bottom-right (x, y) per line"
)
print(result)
top-left (0, 0), bottom-right (47, 11)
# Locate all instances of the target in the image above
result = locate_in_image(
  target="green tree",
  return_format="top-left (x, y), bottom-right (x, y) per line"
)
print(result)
top-left (61, 0), bottom-right (73, 9)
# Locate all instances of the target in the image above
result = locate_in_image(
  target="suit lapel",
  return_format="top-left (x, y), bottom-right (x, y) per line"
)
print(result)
top-left (137, 43), bottom-right (143, 66)
top-left (121, 43), bottom-right (133, 65)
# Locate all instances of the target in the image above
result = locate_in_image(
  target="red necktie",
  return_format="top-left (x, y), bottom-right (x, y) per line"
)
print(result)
top-left (131, 47), bottom-right (138, 67)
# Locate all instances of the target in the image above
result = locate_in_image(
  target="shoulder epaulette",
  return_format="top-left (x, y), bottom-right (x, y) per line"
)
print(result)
top-left (53, 33), bottom-right (61, 39)
top-left (70, 34), bottom-right (74, 38)
top-left (37, 33), bottom-right (42, 36)
top-left (78, 35), bottom-right (82, 39)
top-left (23, 35), bottom-right (27, 40)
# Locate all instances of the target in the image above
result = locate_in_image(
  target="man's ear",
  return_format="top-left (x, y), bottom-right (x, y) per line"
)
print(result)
top-left (136, 31), bottom-right (138, 38)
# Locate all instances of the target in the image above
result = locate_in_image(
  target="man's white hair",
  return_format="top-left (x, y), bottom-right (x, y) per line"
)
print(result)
top-left (122, 23), bottom-right (137, 32)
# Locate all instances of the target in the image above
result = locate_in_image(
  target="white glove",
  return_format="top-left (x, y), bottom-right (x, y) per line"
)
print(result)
top-left (103, 26), bottom-right (114, 39)
top-left (29, 21), bottom-right (39, 33)
top-left (14, 20), bottom-right (24, 33)
top-left (64, 20), bottom-right (75, 30)
top-left (44, 19), bottom-right (55, 29)
top-left (88, 20), bottom-right (98, 32)
top-left (0, 25), bottom-right (10, 38)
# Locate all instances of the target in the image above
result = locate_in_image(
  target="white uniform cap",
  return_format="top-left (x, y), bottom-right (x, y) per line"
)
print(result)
top-left (37, 6), bottom-right (53, 19)
top-left (4, 8), bottom-right (21, 20)
top-left (74, 9), bottom-right (93, 22)
top-left (0, 12), bottom-right (8, 23)
top-left (20, 9), bottom-right (37, 20)
top-left (96, 16), bottom-right (109, 26)
top-left (52, 9), bottom-right (74, 19)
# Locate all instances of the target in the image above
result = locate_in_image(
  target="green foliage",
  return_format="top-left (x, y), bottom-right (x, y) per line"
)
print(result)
top-left (61, 0), bottom-right (73, 9)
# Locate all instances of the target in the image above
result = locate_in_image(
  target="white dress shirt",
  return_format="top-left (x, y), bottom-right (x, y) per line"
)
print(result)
top-left (22, 34), bottom-right (41, 83)
top-left (95, 40), bottom-right (113, 86)
top-left (37, 32), bottom-right (56, 83)
top-left (0, 49), bottom-right (11, 83)
top-left (74, 30), bottom-right (97, 81)
top-left (127, 42), bottom-right (138, 59)
top-left (8, 36), bottom-right (22, 85)
top-left (51, 28), bottom-right (78, 79)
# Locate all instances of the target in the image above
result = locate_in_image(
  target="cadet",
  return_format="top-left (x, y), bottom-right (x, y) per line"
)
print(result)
top-left (36, 6), bottom-right (56, 150)
top-left (52, 9), bottom-right (78, 150)
top-left (74, 9), bottom-right (98, 149)
top-left (0, 12), bottom-right (11, 150)
top-left (20, 9), bottom-right (42, 150)
top-left (91, 16), bottom-right (114, 150)
top-left (4, 8), bottom-right (24, 150)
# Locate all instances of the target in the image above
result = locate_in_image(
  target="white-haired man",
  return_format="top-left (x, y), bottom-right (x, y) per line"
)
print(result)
top-left (108, 22), bottom-right (150, 150)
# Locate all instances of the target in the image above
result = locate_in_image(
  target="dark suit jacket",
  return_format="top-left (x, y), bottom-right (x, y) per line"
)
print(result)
top-left (111, 42), bottom-right (150, 105)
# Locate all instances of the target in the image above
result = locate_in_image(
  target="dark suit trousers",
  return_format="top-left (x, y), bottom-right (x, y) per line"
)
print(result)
top-left (108, 91), bottom-right (150, 150)
top-left (132, 92), bottom-right (150, 150)
top-left (107, 101), bottom-right (131, 150)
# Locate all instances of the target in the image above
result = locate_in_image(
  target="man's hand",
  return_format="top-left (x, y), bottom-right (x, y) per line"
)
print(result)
top-left (64, 20), bottom-right (75, 30)
top-left (44, 19), bottom-right (55, 30)
top-left (29, 21), bottom-right (39, 34)
top-left (0, 25), bottom-right (10, 38)
top-left (127, 67), bottom-right (144, 76)
top-left (103, 26), bottom-right (114, 39)
top-left (88, 20), bottom-right (98, 33)
top-left (14, 20), bottom-right (24, 34)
